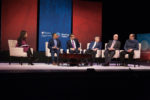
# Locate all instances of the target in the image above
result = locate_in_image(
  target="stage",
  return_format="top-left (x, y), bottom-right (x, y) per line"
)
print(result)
top-left (0, 63), bottom-right (150, 73)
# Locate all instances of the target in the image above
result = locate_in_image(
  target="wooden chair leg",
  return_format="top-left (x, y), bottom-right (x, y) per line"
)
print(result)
top-left (20, 57), bottom-right (23, 65)
top-left (138, 59), bottom-right (140, 67)
top-left (115, 58), bottom-right (117, 66)
top-left (18, 57), bottom-right (21, 64)
top-left (134, 59), bottom-right (136, 67)
top-left (98, 58), bottom-right (101, 65)
top-left (96, 58), bottom-right (98, 65)
top-left (67, 59), bottom-right (70, 66)
top-left (9, 56), bottom-right (11, 65)
top-left (48, 57), bottom-right (50, 65)
top-left (47, 57), bottom-right (49, 64)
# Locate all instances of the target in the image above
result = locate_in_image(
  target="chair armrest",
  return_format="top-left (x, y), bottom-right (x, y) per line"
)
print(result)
top-left (60, 49), bottom-right (63, 54)
top-left (101, 50), bottom-right (105, 58)
top-left (30, 48), bottom-right (33, 54)
top-left (80, 49), bottom-right (82, 54)
top-left (9, 47), bottom-right (27, 57)
top-left (134, 50), bottom-right (141, 59)
top-left (83, 49), bottom-right (87, 54)
top-left (96, 50), bottom-right (101, 58)
top-left (113, 50), bottom-right (120, 58)
top-left (66, 49), bottom-right (69, 54)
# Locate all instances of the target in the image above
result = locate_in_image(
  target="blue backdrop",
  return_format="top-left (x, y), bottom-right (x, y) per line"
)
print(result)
top-left (38, 0), bottom-right (72, 51)
top-left (137, 33), bottom-right (150, 51)
top-left (0, 0), bottom-right (2, 50)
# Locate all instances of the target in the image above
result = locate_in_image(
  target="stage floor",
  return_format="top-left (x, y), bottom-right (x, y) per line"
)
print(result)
top-left (0, 63), bottom-right (150, 72)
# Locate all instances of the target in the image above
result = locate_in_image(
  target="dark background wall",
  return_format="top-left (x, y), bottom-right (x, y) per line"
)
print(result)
top-left (0, 0), bottom-right (1, 50)
top-left (102, 0), bottom-right (150, 49)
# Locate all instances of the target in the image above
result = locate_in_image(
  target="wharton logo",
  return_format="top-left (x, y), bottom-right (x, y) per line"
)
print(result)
top-left (61, 33), bottom-right (69, 38)
top-left (41, 32), bottom-right (70, 38)
top-left (41, 32), bottom-right (52, 37)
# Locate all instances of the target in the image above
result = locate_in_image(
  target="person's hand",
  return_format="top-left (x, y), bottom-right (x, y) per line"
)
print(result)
top-left (109, 48), bottom-right (115, 51)
top-left (93, 48), bottom-right (98, 51)
top-left (71, 48), bottom-right (75, 51)
top-left (130, 49), bottom-right (133, 51)
top-left (57, 48), bottom-right (59, 50)
top-left (127, 49), bottom-right (133, 52)
top-left (78, 48), bottom-right (81, 51)
top-left (52, 46), bottom-right (57, 49)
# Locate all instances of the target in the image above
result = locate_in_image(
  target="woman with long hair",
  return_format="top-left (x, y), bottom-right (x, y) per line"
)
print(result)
top-left (16, 30), bottom-right (34, 65)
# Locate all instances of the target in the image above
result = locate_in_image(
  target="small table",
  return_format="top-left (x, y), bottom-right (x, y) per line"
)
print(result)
top-left (59, 54), bottom-right (93, 66)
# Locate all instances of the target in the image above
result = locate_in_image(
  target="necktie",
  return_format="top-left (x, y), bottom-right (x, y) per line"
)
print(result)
top-left (72, 40), bottom-right (75, 48)
top-left (92, 42), bottom-right (97, 49)
top-left (110, 41), bottom-right (115, 48)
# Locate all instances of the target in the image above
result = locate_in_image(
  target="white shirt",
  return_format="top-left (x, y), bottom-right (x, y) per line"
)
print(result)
top-left (92, 42), bottom-right (97, 49)
top-left (110, 40), bottom-right (116, 48)
top-left (71, 40), bottom-right (76, 49)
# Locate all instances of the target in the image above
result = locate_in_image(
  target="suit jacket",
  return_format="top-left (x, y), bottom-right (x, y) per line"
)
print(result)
top-left (89, 41), bottom-right (102, 50)
top-left (67, 39), bottom-right (80, 49)
top-left (106, 40), bottom-right (121, 50)
top-left (48, 38), bottom-right (61, 51)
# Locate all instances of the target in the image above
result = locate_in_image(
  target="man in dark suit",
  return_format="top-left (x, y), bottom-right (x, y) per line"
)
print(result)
top-left (67, 34), bottom-right (81, 54)
top-left (48, 33), bottom-right (61, 65)
top-left (103, 34), bottom-right (121, 66)
top-left (86, 36), bottom-right (102, 58)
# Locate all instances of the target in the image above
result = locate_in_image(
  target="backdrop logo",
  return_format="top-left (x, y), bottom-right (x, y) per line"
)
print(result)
top-left (41, 32), bottom-right (52, 37)
top-left (61, 33), bottom-right (69, 38)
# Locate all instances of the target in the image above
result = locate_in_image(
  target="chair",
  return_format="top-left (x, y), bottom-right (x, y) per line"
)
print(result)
top-left (8, 40), bottom-right (33, 65)
top-left (66, 43), bottom-right (82, 54)
top-left (120, 43), bottom-right (141, 67)
top-left (84, 43), bottom-right (101, 58)
top-left (83, 43), bottom-right (102, 65)
top-left (45, 42), bottom-right (63, 64)
top-left (102, 43), bottom-right (120, 66)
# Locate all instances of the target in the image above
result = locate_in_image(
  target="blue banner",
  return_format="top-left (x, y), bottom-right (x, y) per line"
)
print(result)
top-left (137, 33), bottom-right (150, 51)
top-left (0, 0), bottom-right (2, 50)
top-left (38, 0), bottom-right (72, 51)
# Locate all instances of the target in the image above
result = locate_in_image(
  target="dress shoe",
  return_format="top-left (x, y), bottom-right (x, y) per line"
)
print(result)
top-left (28, 63), bottom-right (34, 65)
top-left (102, 63), bottom-right (109, 66)
top-left (120, 63), bottom-right (124, 66)
top-left (124, 63), bottom-right (128, 67)
top-left (120, 63), bottom-right (128, 67)
top-left (52, 62), bottom-right (56, 65)
top-left (84, 63), bottom-right (88, 66)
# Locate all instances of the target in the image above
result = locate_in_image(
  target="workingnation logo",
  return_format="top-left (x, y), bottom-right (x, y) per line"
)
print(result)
top-left (41, 32), bottom-right (69, 38)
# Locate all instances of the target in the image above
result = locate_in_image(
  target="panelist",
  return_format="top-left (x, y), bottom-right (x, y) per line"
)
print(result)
top-left (48, 33), bottom-right (61, 65)
top-left (16, 30), bottom-right (34, 65)
top-left (86, 36), bottom-right (102, 58)
top-left (120, 33), bottom-right (139, 66)
top-left (67, 34), bottom-right (81, 54)
top-left (103, 34), bottom-right (121, 66)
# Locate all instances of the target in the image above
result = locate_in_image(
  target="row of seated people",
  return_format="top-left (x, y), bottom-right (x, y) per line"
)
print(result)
top-left (12, 30), bottom-right (139, 66)
top-left (47, 33), bottom-right (139, 66)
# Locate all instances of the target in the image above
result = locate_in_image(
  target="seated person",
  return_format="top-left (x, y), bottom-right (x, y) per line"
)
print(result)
top-left (48, 33), bottom-right (61, 65)
top-left (16, 30), bottom-right (34, 65)
top-left (103, 34), bottom-right (121, 66)
top-left (120, 33), bottom-right (139, 66)
top-left (67, 34), bottom-right (81, 54)
top-left (86, 36), bottom-right (102, 58)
